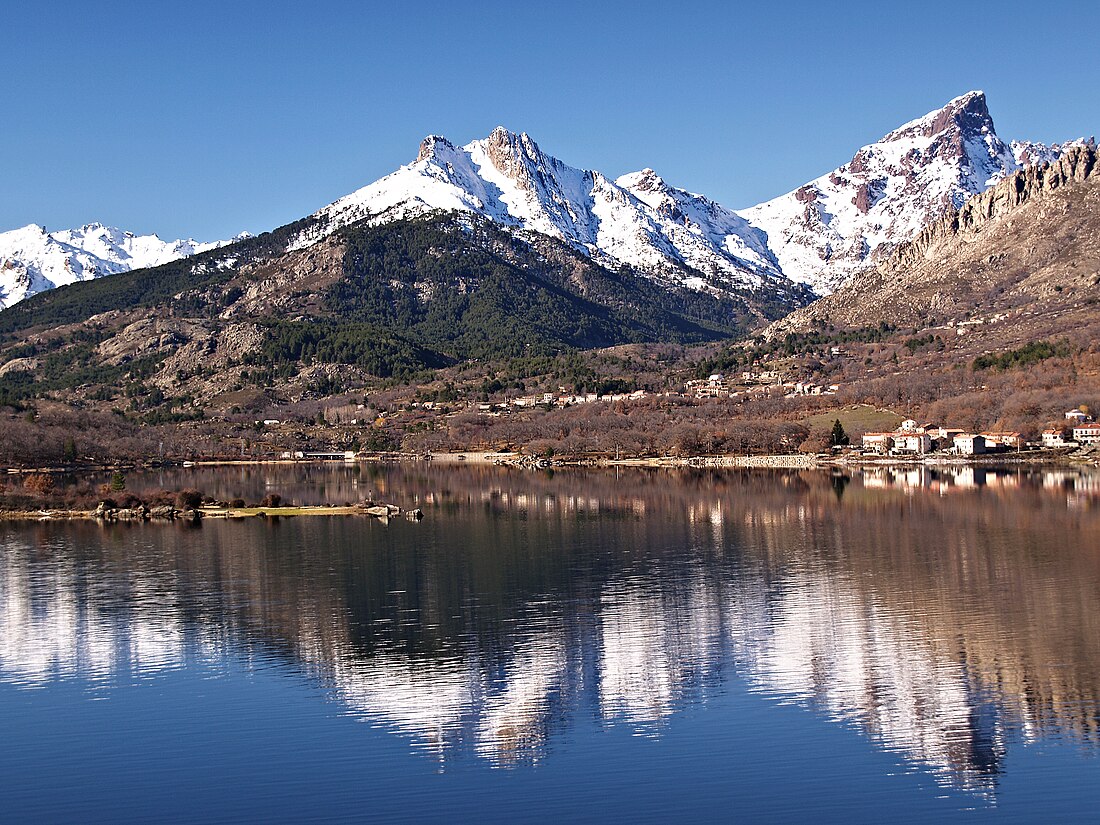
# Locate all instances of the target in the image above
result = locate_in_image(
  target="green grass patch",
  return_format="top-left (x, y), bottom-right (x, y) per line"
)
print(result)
top-left (801, 404), bottom-right (903, 435)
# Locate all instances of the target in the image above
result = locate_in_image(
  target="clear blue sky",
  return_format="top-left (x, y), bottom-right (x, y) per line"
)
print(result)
top-left (3, 0), bottom-right (1097, 241)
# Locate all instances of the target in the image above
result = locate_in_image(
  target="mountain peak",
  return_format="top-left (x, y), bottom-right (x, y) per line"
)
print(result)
top-left (618, 168), bottom-right (667, 193)
top-left (480, 126), bottom-right (543, 165)
top-left (739, 90), bottom-right (1036, 295)
top-left (416, 135), bottom-right (455, 163)
top-left (0, 222), bottom-right (235, 308)
top-left (885, 90), bottom-right (994, 143)
top-left (928, 90), bottom-right (991, 136)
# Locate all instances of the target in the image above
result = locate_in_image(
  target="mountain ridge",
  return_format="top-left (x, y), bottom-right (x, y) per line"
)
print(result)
top-left (288, 125), bottom-right (789, 301)
top-left (0, 92), bottom-right (1089, 314)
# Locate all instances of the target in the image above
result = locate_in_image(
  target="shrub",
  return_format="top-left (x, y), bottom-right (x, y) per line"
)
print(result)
top-left (118, 492), bottom-right (145, 509)
top-left (143, 489), bottom-right (177, 507)
top-left (259, 493), bottom-right (282, 508)
top-left (175, 489), bottom-right (203, 509)
top-left (23, 473), bottom-right (55, 496)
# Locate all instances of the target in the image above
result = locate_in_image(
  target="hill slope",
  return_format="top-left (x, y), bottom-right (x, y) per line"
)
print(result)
top-left (0, 210), bottom-right (815, 412)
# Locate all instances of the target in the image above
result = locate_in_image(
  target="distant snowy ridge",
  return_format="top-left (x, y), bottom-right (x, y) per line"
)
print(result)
top-left (737, 91), bottom-right (1093, 294)
top-left (290, 126), bottom-right (791, 297)
top-left (0, 223), bottom-right (243, 309)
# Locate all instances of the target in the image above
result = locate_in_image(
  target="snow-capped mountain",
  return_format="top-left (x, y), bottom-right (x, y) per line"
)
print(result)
top-left (738, 91), bottom-right (1089, 294)
top-left (3, 92), bottom-right (1085, 313)
top-left (0, 223), bottom-right (237, 309)
top-left (291, 126), bottom-right (788, 296)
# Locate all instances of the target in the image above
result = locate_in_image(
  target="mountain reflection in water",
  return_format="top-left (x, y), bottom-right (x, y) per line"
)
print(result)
top-left (1, 464), bottom-right (1098, 796)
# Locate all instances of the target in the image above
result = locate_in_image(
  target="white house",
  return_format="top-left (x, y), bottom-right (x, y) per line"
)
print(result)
top-left (1073, 425), bottom-right (1100, 445)
top-left (1065, 410), bottom-right (1093, 423)
top-left (894, 432), bottom-right (932, 454)
top-left (861, 433), bottom-right (892, 453)
top-left (954, 434), bottom-right (987, 455)
top-left (1042, 428), bottom-right (1071, 447)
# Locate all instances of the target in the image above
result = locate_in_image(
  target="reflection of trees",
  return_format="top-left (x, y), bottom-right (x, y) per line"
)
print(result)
top-left (0, 463), bottom-right (1098, 785)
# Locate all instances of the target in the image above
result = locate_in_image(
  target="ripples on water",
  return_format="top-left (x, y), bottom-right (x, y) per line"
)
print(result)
top-left (1, 464), bottom-right (1099, 821)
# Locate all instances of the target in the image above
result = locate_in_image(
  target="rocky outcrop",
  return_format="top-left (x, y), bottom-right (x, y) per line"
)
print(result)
top-left (881, 144), bottom-right (1098, 274)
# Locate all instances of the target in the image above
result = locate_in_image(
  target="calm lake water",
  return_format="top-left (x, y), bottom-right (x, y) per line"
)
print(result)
top-left (2, 463), bottom-right (1099, 823)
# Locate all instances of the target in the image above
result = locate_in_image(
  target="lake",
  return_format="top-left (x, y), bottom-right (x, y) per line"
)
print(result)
top-left (2, 463), bottom-right (1098, 823)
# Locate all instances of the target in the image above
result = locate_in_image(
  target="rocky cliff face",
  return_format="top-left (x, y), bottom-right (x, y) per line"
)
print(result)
top-left (767, 145), bottom-right (1100, 337)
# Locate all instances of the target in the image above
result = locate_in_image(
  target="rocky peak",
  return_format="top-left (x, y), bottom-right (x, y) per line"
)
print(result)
top-left (884, 90), bottom-right (993, 142)
top-left (623, 168), bottom-right (667, 193)
top-left (480, 127), bottom-right (546, 185)
top-left (921, 143), bottom-right (1097, 247)
top-left (928, 90), bottom-right (992, 138)
top-left (416, 135), bottom-right (455, 163)
top-left (765, 143), bottom-right (1100, 336)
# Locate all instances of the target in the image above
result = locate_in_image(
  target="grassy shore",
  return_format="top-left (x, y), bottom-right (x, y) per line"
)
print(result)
top-left (0, 504), bottom-right (409, 523)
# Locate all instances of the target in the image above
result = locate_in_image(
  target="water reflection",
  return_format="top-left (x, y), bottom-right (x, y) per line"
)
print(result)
top-left (1, 464), bottom-right (1099, 793)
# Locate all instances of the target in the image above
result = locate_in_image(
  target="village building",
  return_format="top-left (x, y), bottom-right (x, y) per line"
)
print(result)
top-left (1042, 428), bottom-right (1071, 448)
top-left (861, 433), bottom-right (892, 453)
top-left (1073, 424), bottom-right (1100, 445)
top-left (981, 432), bottom-right (1022, 450)
top-left (926, 426), bottom-right (964, 450)
top-left (740, 370), bottom-right (781, 385)
top-left (1065, 410), bottom-right (1094, 424)
top-left (686, 375), bottom-right (732, 398)
top-left (893, 432), bottom-right (932, 454)
top-left (954, 434), bottom-right (987, 455)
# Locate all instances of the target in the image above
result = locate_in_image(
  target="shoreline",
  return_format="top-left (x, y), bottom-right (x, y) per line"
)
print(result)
top-left (2, 448), bottom-right (1096, 477)
top-left (2, 453), bottom-right (1096, 522)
